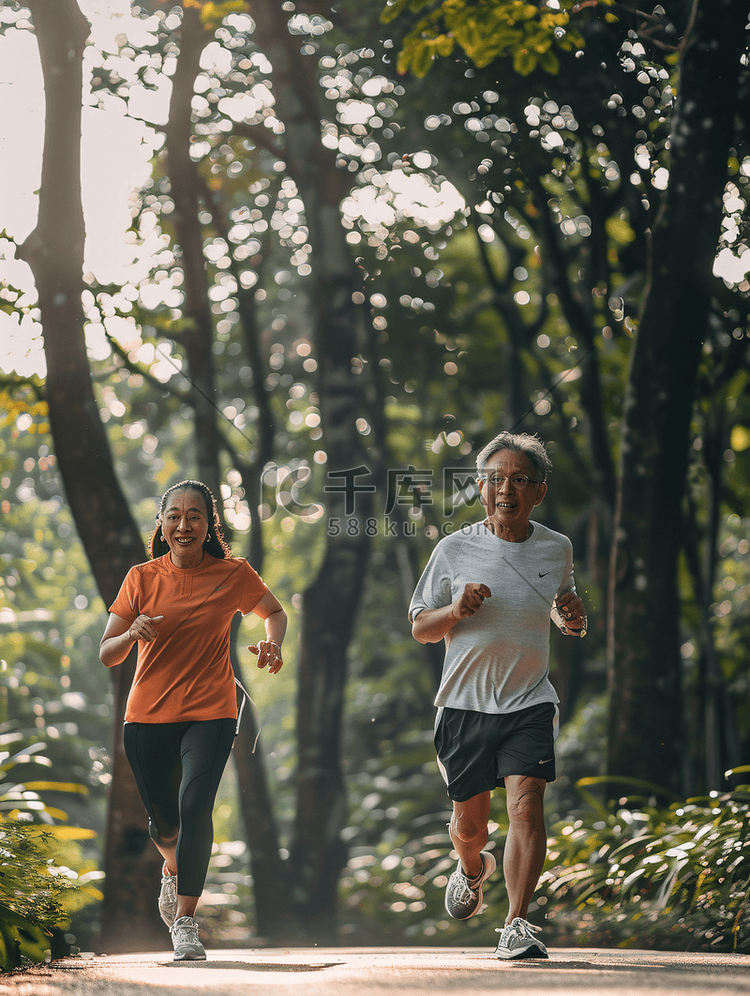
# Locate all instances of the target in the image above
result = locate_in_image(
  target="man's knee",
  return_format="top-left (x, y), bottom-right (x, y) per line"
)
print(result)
top-left (450, 808), bottom-right (488, 846)
top-left (506, 780), bottom-right (545, 827)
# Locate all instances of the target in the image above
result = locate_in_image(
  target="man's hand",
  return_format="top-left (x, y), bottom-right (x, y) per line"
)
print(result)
top-left (452, 583), bottom-right (492, 620)
top-left (128, 614), bottom-right (164, 642)
top-left (554, 592), bottom-right (587, 637)
top-left (411, 583), bottom-right (491, 644)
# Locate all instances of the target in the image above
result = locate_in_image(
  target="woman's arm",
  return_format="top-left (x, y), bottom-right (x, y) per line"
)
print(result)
top-left (248, 589), bottom-right (287, 674)
top-left (99, 612), bottom-right (164, 667)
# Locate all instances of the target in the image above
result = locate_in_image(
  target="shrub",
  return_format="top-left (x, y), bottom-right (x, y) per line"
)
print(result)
top-left (538, 772), bottom-right (750, 952)
top-left (0, 734), bottom-right (100, 971)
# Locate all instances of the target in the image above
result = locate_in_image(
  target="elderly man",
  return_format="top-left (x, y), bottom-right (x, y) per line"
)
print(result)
top-left (409, 431), bottom-right (586, 959)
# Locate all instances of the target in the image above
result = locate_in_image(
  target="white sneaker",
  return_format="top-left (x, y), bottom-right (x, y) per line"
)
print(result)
top-left (494, 917), bottom-right (548, 959)
top-left (444, 850), bottom-right (496, 919)
top-left (170, 916), bottom-right (206, 961)
top-left (158, 863), bottom-right (178, 927)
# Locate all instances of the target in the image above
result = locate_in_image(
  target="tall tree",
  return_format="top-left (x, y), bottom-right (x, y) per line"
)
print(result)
top-left (156, 3), bottom-right (294, 937)
top-left (162, 3), bottom-right (223, 501)
top-left (607, 0), bottom-right (749, 791)
top-left (250, 2), bottom-right (374, 937)
top-left (18, 0), bottom-right (165, 951)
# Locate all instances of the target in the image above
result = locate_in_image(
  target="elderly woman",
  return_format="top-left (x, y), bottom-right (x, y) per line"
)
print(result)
top-left (100, 480), bottom-right (286, 961)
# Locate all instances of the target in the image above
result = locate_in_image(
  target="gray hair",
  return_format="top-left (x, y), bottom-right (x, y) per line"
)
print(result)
top-left (476, 432), bottom-right (552, 482)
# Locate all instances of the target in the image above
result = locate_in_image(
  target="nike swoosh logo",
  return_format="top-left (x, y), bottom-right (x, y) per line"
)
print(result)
top-left (538, 758), bottom-right (554, 765)
top-left (538, 571), bottom-right (550, 578)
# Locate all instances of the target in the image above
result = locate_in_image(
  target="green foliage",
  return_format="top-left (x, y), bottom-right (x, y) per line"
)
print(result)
top-left (382, 0), bottom-right (588, 77)
top-left (0, 380), bottom-right (48, 437)
top-left (0, 5), bottom-right (32, 40)
top-left (197, 0), bottom-right (250, 28)
top-left (540, 776), bottom-right (750, 952)
top-left (0, 744), bottom-right (102, 972)
top-left (0, 904), bottom-right (49, 975)
top-left (0, 426), bottom-right (112, 956)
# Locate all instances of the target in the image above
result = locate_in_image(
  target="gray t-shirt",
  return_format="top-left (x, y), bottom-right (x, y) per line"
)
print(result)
top-left (409, 520), bottom-right (575, 716)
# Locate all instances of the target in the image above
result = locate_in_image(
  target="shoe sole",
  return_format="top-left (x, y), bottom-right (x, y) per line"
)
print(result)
top-left (495, 945), bottom-right (548, 960)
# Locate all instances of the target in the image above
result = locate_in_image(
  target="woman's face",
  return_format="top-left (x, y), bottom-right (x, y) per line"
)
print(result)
top-left (159, 488), bottom-right (210, 566)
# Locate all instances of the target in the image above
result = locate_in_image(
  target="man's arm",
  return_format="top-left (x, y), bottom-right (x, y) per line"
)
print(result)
top-left (411, 583), bottom-right (491, 644)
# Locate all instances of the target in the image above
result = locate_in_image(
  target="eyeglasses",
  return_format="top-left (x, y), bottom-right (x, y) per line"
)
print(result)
top-left (480, 474), bottom-right (540, 489)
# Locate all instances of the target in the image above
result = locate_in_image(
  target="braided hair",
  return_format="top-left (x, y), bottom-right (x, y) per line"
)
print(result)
top-left (149, 480), bottom-right (232, 560)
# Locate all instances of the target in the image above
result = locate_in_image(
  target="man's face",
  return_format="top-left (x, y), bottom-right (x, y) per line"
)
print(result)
top-left (477, 449), bottom-right (547, 534)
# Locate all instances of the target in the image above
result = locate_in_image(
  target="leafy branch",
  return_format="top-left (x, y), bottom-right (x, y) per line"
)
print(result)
top-left (381, 0), bottom-right (588, 77)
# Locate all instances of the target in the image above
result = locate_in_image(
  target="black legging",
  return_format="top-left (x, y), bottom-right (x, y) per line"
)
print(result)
top-left (123, 718), bottom-right (235, 897)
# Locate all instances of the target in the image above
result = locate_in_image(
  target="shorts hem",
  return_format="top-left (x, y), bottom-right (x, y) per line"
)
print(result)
top-left (446, 773), bottom-right (556, 802)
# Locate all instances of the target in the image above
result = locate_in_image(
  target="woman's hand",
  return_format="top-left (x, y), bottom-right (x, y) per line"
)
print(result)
top-left (248, 640), bottom-right (284, 674)
top-left (100, 612), bottom-right (163, 667)
top-left (128, 614), bottom-right (164, 642)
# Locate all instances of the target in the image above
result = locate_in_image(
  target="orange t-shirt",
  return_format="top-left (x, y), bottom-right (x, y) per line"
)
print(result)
top-left (107, 554), bottom-right (267, 724)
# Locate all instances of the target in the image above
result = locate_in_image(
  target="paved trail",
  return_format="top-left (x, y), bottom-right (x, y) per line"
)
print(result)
top-left (3, 947), bottom-right (750, 996)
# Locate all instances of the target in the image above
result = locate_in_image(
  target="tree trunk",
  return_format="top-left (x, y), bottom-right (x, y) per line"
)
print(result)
top-left (683, 405), bottom-right (741, 793)
top-left (163, 4), bottom-right (293, 939)
top-left (250, 2), bottom-right (373, 938)
top-left (20, 0), bottom-right (162, 952)
top-left (606, 0), bottom-right (747, 795)
top-left (230, 621), bottom-right (302, 939)
top-left (164, 4), bottom-right (223, 499)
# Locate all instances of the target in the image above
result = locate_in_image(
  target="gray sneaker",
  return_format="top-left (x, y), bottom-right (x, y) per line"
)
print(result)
top-left (158, 863), bottom-right (178, 927)
top-left (494, 917), bottom-right (548, 959)
top-left (444, 850), bottom-right (496, 920)
top-left (170, 916), bottom-right (206, 961)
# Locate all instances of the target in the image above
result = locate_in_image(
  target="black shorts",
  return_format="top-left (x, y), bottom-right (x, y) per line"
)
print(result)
top-left (434, 702), bottom-right (557, 802)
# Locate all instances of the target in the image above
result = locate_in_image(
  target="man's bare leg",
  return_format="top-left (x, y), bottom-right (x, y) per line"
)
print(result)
top-left (502, 775), bottom-right (547, 924)
top-left (449, 790), bottom-right (491, 880)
